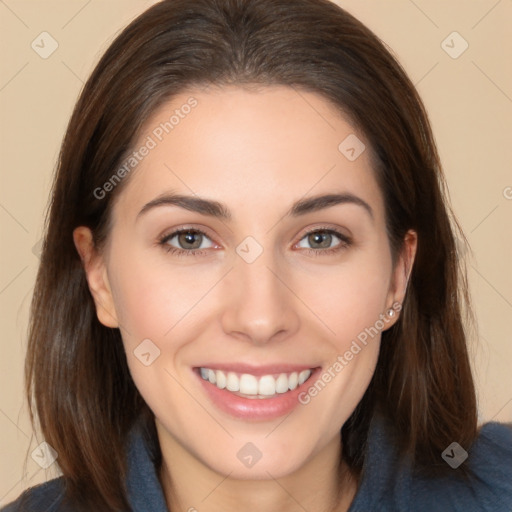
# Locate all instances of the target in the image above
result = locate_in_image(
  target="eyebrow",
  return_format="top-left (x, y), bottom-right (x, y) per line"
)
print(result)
top-left (136, 191), bottom-right (374, 222)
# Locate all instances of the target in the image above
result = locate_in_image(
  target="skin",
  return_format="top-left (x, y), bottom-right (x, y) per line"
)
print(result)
top-left (74, 85), bottom-right (417, 512)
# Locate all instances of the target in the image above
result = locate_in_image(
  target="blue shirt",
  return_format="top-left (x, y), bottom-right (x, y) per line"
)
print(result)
top-left (3, 413), bottom-right (512, 511)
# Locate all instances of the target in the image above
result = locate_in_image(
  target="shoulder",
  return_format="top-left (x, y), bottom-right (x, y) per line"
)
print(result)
top-left (2, 417), bottom-right (163, 512)
top-left (350, 418), bottom-right (512, 512)
top-left (454, 421), bottom-right (512, 504)
top-left (408, 421), bottom-right (512, 511)
top-left (0, 477), bottom-right (72, 512)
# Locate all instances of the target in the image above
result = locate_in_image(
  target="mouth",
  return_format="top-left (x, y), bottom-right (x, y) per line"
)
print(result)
top-left (193, 364), bottom-right (321, 421)
top-left (197, 367), bottom-right (314, 399)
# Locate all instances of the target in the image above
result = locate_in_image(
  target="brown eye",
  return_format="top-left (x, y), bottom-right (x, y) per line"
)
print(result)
top-left (176, 231), bottom-right (203, 250)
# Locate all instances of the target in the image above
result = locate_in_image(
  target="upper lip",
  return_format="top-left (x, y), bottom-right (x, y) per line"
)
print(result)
top-left (194, 363), bottom-right (319, 376)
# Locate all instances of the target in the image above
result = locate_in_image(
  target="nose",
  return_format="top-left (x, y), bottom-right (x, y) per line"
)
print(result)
top-left (220, 247), bottom-right (301, 346)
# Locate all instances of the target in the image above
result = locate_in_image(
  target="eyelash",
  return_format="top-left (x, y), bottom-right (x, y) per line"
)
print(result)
top-left (157, 226), bottom-right (352, 258)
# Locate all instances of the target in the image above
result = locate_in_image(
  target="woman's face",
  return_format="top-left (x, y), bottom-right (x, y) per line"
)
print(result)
top-left (76, 85), bottom-right (416, 479)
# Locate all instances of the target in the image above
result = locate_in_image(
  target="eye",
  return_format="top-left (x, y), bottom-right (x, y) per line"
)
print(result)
top-left (157, 226), bottom-right (352, 258)
top-left (296, 228), bottom-right (351, 256)
top-left (158, 228), bottom-right (215, 256)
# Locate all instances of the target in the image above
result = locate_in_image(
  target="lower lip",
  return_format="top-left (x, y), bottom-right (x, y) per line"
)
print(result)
top-left (194, 367), bottom-right (321, 421)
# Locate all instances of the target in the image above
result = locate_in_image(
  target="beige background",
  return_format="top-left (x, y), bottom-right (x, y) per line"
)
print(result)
top-left (1, 0), bottom-right (511, 504)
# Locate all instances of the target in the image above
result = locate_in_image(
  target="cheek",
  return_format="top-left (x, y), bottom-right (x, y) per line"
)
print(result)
top-left (108, 248), bottom-right (215, 343)
top-left (295, 259), bottom-right (389, 430)
top-left (299, 248), bottom-right (392, 348)
top-left (289, 244), bottom-right (391, 419)
top-left (108, 251), bottom-right (195, 418)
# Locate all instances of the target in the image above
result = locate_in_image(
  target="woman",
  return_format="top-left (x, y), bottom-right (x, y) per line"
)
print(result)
top-left (3, 0), bottom-right (511, 511)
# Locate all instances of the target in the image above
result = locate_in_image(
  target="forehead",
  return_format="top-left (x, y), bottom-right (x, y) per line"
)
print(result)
top-left (113, 85), bottom-right (384, 224)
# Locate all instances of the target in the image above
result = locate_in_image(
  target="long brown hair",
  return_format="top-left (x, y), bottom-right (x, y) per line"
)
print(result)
top-left (25, 0), bottom-right (477, 509)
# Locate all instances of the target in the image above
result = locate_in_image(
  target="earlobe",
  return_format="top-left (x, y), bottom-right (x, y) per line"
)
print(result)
top-left (73, 226), bottom-right (119, 328)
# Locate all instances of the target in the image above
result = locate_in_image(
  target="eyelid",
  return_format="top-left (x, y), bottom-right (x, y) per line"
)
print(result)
top-left (158, 224), bottom-right (220, 246)
top-left (295, 224), bottom-right (351, 242)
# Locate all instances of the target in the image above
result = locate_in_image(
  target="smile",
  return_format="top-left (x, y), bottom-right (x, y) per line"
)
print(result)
top-left (199, 367), bottom-right (314, 398)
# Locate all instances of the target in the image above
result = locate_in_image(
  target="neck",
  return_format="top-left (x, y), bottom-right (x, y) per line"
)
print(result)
top-left (157, 428), bottom-right (358, 512)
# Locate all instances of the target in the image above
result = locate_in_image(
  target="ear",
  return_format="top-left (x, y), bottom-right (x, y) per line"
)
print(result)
top-left (73, 226), bottom-right (119, 328)
top-left (383, 229), bottom-right (417, 328)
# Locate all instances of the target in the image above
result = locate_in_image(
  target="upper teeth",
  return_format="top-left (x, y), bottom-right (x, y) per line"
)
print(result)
top-left (199, 368), bottom-right (312, 396)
